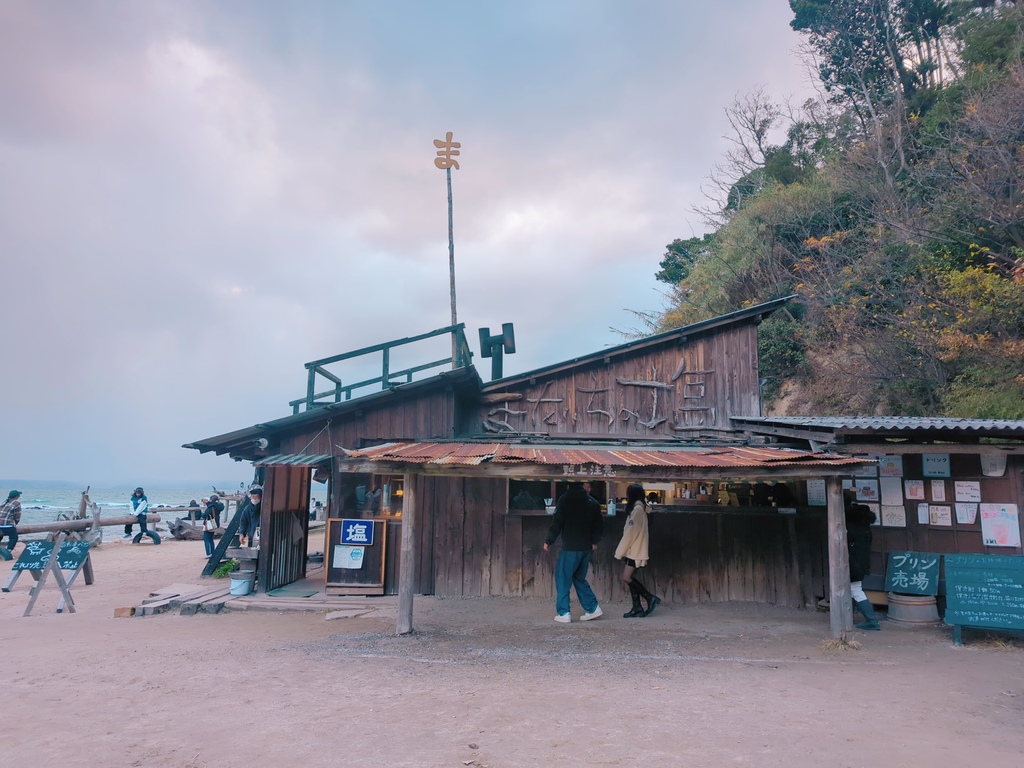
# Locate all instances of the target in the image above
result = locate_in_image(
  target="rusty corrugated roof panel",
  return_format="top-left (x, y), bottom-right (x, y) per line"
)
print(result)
top-left (341, 441), bottom-right (866, 469)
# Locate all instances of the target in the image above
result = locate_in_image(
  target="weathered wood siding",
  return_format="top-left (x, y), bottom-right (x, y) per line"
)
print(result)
top-left (275, 388), bottom-right (458, 456)
top-left (260, 465), bottom-right (311, 592)
top-left (426, 477), bottom-right (827, 607)
top-left (476, 324), bottom-right (761, 437)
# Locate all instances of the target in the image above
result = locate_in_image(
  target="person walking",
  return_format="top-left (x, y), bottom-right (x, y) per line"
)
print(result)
top-left (543, 481), bottom-right (604, 623)
top-left (201, 495), bottom-right (223, 558)
top-left (0, 490), bottom-right (23, 552)
top-left (846, 491), bottom-right (881, 630)
top-left (615, 483), bottom-right (662, 618)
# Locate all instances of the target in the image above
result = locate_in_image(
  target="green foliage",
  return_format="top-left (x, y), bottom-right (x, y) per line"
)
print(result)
top-left (655, 234), bottom-right (716, 285)
top-left (213, 559), bottom-right (240, 578)
top-left (653, 4), bottom-right (1024, 419)
top-left (758, 313), bottom-right (810, 404)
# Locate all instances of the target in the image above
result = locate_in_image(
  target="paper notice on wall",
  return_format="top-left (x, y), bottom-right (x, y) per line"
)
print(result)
top-left (917, 503), bottom-right (930, 525)
top-left (881, 505), bottom-right (907, 528)
top-left (930, 480), bottom-right (946, 502)
top-left (334, 545), bottom-right (365, 570)
top-left (980, 454), bottom-right (1007, 477)
top-left (904, 480), bottom-right (925, 500)
top-left (855, 479), bottom-right (880, 503)
top-left (865, 502), bottom-right (881, 525)
top-left (806, 479), bottom-right (827, 506)
top-left (955, 503), bottom-right (978, 525)
top-left (954, 481), bottom-right (981, 503)
top-left (877, 455), bottom-right (904, 477)
top-left (880, 477), bottom-right (904, 506)
top-left (929, 505), bottom-right (953, 526)
top-left (980, 504), bottom-right (1021, 548)
top-left (922, 453), bottom-right (951, 477)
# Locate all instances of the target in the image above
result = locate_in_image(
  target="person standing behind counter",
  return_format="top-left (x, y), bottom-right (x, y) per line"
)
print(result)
top-left (238, 486), bottom-right (263, 547)
top-left (543, 482), bottom-right (604, 623)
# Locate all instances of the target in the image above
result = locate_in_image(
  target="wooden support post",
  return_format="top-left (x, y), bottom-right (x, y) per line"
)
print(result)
top-left (396, 472), bottom-right (416, 635)
top-left (24, 532), bottom-right (77, 617)
top-left (826, 476), bottom-right (853, 638)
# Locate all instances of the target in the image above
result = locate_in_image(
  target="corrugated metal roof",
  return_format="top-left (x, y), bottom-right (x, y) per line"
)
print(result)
top-left (340, 441), bottom-right (865, 470)
top-left (733, 416), bottom-right (1024, 434)
top-left (255, 454), bottom-right (332, 467)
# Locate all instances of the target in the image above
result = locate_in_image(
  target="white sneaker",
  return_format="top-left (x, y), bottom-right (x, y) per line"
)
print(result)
top-left (580, 606), bottom-right (603, 621)
top-left (554, 613), bottom-right (571, 623)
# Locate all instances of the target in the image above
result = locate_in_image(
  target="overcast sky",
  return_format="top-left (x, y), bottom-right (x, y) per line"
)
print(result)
top-left (0, 1), bottom-right (817, 485)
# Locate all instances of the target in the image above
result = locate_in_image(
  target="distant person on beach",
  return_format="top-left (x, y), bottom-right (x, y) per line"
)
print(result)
top-left (0, 490), bottom-right (22, 552)
top-left (125, 487), bottom-right (147, 538)
top-left (543, 481), bottom-right (604, 623)
top-left (188, 499), bottom-right (201, 521)
top-left (202, 495), bottom-right (223, 557)
top-left (129, 486), bottom-right (159, 543)
top-left (238, 486), bottom-right (263, 547)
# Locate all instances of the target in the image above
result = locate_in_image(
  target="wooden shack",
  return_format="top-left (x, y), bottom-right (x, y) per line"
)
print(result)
top-left (186, 298), bottom-right (1024, 637)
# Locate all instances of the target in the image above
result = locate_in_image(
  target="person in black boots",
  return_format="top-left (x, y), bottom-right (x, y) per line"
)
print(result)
top-left (846, 490), bottom-right (881, 630)
top-left (614, 483), bottom-right (661, 618)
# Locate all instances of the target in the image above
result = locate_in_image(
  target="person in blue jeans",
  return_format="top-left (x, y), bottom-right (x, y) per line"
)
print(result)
top-left (543, 482), bottom-right (604, 623)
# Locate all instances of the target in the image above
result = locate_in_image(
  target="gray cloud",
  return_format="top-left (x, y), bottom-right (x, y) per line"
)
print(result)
top-left (0, 1), bottom-right (815, 484)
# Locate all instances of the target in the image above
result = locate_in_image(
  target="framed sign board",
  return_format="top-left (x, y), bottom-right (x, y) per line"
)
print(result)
top-left (325, 518), bottom-right (387, 596)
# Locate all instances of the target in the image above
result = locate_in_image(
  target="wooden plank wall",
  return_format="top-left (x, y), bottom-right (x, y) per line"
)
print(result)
top-left (426, 475), bottom-right (828, 607)
top-left (260, 465), bottom-right (311, 592)
top-left (475, 325), bottom-right (761, 437)
top-left (277, 389), bottom-right (457, 456)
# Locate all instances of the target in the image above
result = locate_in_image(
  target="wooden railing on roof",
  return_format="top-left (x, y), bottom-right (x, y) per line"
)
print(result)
top-left (290, 324), bottom-right (473, 414)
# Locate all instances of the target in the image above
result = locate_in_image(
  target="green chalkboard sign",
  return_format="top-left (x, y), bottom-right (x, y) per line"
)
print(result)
top-left (884, 551), bottom-right (941, 595)
top-left (944, 554), bottom-right (1024, 641)
top-left (12, 541), bottom-right (91, 572)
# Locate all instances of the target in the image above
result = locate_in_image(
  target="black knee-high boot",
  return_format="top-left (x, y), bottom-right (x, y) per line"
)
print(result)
top-left (623, 583), bottom-right (645, 618)
top-left (630, 578), bottom-right (661, 616)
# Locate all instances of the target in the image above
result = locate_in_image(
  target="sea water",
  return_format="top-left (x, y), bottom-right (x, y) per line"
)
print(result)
top-left (7, 484), bottom-right (327, 527)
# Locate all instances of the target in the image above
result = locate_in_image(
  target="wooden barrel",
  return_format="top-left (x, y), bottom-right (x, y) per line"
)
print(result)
top-left (887, 592), bottom-right (939, 623)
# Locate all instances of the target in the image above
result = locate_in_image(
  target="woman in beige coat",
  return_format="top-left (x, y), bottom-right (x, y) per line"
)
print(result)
top-left (614, 483), bottom-right (661, 618)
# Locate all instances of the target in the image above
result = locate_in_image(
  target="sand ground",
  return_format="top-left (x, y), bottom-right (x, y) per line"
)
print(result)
top-left (2, 532), bottom-right (1023, 768)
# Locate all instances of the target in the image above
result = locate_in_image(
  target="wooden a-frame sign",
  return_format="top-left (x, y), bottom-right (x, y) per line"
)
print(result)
top-left (4, 533), bottom-right (92, 616)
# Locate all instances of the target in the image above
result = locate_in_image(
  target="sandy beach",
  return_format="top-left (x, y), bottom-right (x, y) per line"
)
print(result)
top-left (2, 534), bottom-right (1023, 768)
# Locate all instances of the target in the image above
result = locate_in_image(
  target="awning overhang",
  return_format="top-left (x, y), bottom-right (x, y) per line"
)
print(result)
top-left (335, 440), bottom-right (870, 481)
top-left (254, 453), bottom-right (332, 468)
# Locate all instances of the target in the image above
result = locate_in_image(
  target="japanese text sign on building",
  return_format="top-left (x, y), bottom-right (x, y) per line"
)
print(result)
top-left (340, 519), bottom-right (374, 546)
top-left (885, 551), bottom-right (941, 596)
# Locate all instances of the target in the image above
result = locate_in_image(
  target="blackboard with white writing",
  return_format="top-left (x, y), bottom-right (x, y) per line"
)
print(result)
top-left (12, 541), bottom-right (91, 572)
top-left (944, 554), bottom-right (1024, 633)
top-left (884, 551), bottom-right (940, 596)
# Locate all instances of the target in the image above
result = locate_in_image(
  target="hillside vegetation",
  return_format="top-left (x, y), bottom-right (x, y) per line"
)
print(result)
top-left (657, 1), bottom-right (1024, 418)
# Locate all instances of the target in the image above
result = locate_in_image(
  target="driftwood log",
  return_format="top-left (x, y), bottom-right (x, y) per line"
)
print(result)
top-left (15, 513), bottom-right (162, 536)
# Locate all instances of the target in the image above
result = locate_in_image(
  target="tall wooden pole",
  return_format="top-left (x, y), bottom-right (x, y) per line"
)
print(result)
top-left (827, 476), bottom-right (853, 638)
top-left (397, 472), bottom-right (417, 635)
top-left (447, 166), bottom-right (458, 367)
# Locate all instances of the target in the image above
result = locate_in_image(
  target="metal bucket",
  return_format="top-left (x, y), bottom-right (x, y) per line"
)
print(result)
top-left (229, 571), bottom-right (255, 596)
top-left (887, 592), bottom-right (939, 623)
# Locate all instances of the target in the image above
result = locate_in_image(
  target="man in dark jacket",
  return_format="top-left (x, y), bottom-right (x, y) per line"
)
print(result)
top-left (238, 487), bottom-right (263, 547)
top-left (543, 482), bottom-right (604, 623)
top-left (846, 492), bottom-right (881, 630)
